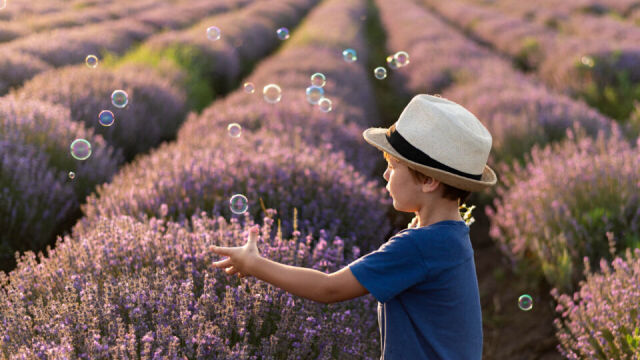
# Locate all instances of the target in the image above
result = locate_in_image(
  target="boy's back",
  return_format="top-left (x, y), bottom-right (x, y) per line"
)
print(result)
top-left (349, 220), bottom-right (483, 359)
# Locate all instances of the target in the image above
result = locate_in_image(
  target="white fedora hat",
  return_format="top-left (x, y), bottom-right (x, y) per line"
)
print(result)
top-left (363, 94), bottom-right (497, 192)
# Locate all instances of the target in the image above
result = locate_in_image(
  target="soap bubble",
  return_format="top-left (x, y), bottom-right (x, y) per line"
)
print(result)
top-left (206, 26), bottom-right (221, 41)
top-left (342, 48), bottom-right (357, 63)
top-left (227, 123), bottom-right (242, 138)
top-left (85, 55), bottom-right (98, 68)
top-left (581, 55), bottom-right (595, 68)
top-left (68, 171), bottom-right (75, 180)
top-left (263, 84), bottom-right (282, 104)
top-left (276, 27), bottom-right (290, 40)
top-left (518, 294), bottom-right (533, 311)
top-left (0, 0), bottom-right (6, 10)
top-left (318, 98), bottom-right (332, 113)
top-left (70, 139), bottom-right (92, 160)
top-left (305, 85), bottom-right (324, 105)
top-left (111, 90), bottom-right (128, 109)
top-left (310, 73), bottom-right (326, 87)
top-left (243, 82), bottom-right (255, 94)
top-left (394, 51), bottom-right (410, 67)
top-left (98, 110), bottom-right (115, 127)
top-left (386, 55), bottom-right (399, 70)
top-left (374, 66), bottom-right (387, 80)
top-left (230, 194), bottom-right (249, 214)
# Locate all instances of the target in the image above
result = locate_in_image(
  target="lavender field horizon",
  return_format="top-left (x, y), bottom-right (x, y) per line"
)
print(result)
top-left (1, 0), bottom-right (639, 358)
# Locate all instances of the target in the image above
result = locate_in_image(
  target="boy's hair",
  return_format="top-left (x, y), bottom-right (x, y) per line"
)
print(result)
top-left (383, 151), bottom-right (471, 204)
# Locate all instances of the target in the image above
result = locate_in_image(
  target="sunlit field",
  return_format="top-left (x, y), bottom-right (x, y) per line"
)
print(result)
top-left (1, 0), bottom-right (639, 358)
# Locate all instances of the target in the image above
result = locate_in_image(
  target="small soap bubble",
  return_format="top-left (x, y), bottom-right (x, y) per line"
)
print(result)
top-left (518, 294), bottom-right (533, 311)
top-left (230, 194), bottom-right (249, 214)
top-left (263, 84), bottom-right (282, 104)
top-left (394, 51), bottom-right (410, 67)
top-left (310, 73), bottom-right (326, 87)
top-left (0, 0), bottom-right (7, 10)
top-left (111, 90), bottom-right (128, 109)
top-left (98, 110), bottom-right (115, 127)
top-left (85, 55), bottom-right (98, 68)
top-left (206, 26), bottom-right (221, 41)
top-left (306, 85), bottom-right (324, 105)
top-left (68, 171), bottom-right (75, 180)
top-left (227, 123), bottom-right (242, 138)
top-left (342, 48), bottom-right (357, 63)
top-left (70, 139), bottom-right (92, 161)
top-left (243, 82), bottom-right (255, 94)
top-left (374, 66), bottom-right (387, 80)
top-left (276, 27), bottom-right (290, 40)
top-left (386, 55), bottom-right (399, 70)
top-left (318, 98), bottom-right (332, 113)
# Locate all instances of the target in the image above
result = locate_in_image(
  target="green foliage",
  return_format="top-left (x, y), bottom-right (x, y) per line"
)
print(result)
top-left (576, 55), bottom-right (640, 121)
top-left (515, 36), bottom-right (539, 71)
top-left (103, 44), bottom-right (215, 112)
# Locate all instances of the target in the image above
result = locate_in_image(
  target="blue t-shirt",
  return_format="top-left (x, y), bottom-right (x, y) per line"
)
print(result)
top-left (348, 220), bottom-right (482, 360)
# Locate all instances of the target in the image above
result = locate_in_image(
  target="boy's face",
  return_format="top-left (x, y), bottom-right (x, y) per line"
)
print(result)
top-left (383, 157), bottom-right (425, 213)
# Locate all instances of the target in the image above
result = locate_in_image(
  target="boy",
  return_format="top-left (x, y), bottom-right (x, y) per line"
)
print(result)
top-left (210, 94), bottom-right (497, 359)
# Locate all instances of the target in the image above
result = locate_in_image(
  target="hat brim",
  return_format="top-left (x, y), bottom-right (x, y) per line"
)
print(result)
top-left (363, 128), bottom-right (497, 192)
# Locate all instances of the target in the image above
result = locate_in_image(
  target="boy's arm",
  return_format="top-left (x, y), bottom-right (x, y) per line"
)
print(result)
top-left (248, 257), bottom-right (369, 304)
top-left (248, 255), bottom-right (332, 304)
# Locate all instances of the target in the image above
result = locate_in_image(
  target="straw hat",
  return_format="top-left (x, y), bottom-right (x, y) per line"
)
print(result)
top-left (363, 94), bottom-right (497, 192)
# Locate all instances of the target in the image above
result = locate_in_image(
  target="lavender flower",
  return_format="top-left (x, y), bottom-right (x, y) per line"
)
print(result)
top-left (551, 247), bottom-right (640, 359)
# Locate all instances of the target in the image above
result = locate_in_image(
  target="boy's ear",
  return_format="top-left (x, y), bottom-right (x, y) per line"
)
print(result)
top-left (421, 176), bottom-right (441, 193)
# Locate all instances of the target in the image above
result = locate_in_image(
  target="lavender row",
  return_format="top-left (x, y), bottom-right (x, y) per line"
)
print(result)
top-left (375, 0), bottom-right (613, 170)
top-left (420, 0), bottom-right (640, 121)
top-left (0, 0), bottom-right (159, 43)
top-left (0, 97), bottom-right (120, 270)
top-left (459, 0), bottom-right (640, 29)
top-left (0, 0), bottom-right (248, 94)
top-left (486, 124), bottom-right (640, 292)
top-left (0, 214), bottom-right (379, 359)
top-left (551, 247), bottom-right (640, 359)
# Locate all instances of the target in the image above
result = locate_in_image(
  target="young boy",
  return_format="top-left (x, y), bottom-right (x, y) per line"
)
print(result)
top-left (210, 94), bottom-right (497, 359)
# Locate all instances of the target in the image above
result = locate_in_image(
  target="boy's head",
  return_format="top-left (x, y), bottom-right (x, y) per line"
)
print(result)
top-left (363, 94), bottom-right (497, 197)
top-left (383, 150), bottom-right (471, 204)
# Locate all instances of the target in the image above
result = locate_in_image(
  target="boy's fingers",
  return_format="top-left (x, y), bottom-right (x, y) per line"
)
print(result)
top-left (209, 245), bottom-right (230, 255)
top-left (248, 225), bottom-right (259, 243)
top-left (213, 258), bottom-right (232, 268)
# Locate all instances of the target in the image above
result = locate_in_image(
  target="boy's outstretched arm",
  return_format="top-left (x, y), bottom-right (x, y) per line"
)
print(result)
top-left (209, 226), bottom-right (368, 304)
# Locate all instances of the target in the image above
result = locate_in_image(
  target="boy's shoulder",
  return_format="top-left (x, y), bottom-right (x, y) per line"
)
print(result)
top-left (392, 221), bottom-right (472, 261)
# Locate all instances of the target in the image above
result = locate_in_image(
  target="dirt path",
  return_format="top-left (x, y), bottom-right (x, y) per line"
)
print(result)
top-left (470, 210), bottom-right (564, 359)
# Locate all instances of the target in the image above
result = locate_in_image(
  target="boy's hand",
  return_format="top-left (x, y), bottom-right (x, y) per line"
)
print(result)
top-left (209, 225), bottom-right (261, 279)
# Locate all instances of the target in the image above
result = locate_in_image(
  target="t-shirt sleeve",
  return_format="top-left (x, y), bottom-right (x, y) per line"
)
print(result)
top-left (348, 231), bottom-right (427, 303)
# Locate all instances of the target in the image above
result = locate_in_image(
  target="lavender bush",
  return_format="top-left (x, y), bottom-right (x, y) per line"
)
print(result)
top-left (0, 96), bottom-right (121, 200)
top-left (3, 18), bottom-right (155, 67)
top-left (551, 246), bottom-right (640, 359)
top-left (0, 21), bottom-right (28, 43)
top-left (0, 141), bottom-right (76, 269)
top-left (0, 213), bottom-right (379, 359)
top-left (0, 50), bottom-right (51, 95)
top-left (486, 124), bottom-right (640, 292)
top-left (80, 128), bottom-right (391, 256)
top-left (15, 65), bottom-right (188, 161)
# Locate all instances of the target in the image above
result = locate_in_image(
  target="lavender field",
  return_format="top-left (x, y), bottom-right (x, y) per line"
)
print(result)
top-left (1, 0), bottom-right (639, 358)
